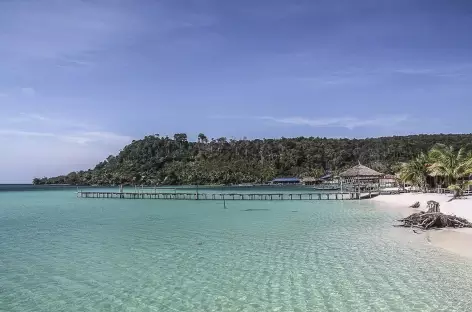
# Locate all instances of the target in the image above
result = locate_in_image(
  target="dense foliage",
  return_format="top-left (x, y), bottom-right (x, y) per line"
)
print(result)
top-left (34, 133), bottom-right (472, 186)
top-left (399, 143), bottom-right (472, 196)
top-left (398, 152), bottom-right (430, 190)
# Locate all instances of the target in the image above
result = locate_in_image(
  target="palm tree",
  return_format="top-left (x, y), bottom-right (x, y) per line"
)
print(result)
top-left (428, 144), bottom-right (472, 185)
top-left (428, 144), bottom-right (472, 197)
top-left (399, 152), bottom-right (430, 191)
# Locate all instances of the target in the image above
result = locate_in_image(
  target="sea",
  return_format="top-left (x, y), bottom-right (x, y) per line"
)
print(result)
top-left (1, 185), bottom-right (472, 312)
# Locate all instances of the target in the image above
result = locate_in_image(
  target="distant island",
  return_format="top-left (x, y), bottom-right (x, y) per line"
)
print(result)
top-left (33, 133), bottom-right (472, 186)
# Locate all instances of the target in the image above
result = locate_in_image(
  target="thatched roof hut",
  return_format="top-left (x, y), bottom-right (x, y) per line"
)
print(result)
top-left (339, 164), bottom-right (383, 178)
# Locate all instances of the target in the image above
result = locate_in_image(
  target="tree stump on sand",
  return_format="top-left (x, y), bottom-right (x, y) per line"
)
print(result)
top-left (426, 200), bottom-right (440, 213)
top-left (397, 212), bottom-right (472, 230)
top-left (397, 199), bottom-right (472, 229)
top-left (409, 201), bottom-right (420, 208)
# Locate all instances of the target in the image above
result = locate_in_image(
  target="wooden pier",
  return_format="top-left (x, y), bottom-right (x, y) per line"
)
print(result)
top-left (76, 191), bottom-right (372, 200)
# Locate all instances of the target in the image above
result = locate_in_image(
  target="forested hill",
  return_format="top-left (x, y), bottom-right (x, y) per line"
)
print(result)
top-left (34, 133), bottom-right (472, 186)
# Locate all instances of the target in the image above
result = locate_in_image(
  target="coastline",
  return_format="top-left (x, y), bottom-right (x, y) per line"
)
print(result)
top-left (370, 193), bottom-right (472, 259)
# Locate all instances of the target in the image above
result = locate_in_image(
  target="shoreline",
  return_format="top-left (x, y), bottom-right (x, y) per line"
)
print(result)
top-left (370, 193), bottom-right (472, 259)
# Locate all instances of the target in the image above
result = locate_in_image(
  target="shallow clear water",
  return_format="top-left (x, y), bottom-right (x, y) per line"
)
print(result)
top-left (1, 188), bottom-right (472, 311)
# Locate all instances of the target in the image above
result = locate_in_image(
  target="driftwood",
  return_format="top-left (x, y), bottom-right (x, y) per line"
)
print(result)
top-left (409, 201), bottom-right (420, 208)
top-left (397, 201), bottom-right (472, 229)
top-left (397, 212), bottom-right (472, 229)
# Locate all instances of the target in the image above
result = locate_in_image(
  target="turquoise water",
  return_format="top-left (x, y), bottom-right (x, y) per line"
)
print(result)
top-left (1, 188), bottom-right (472, 311)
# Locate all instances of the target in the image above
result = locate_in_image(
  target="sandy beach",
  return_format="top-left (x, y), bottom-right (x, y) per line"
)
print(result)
top-left (370, 193), bottom-right (472, 259)
top-left (370, 192), bottom-right (472, 219)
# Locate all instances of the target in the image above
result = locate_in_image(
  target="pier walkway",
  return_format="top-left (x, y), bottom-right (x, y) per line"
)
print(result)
top-left (77, 191), bottom-right (378, 200)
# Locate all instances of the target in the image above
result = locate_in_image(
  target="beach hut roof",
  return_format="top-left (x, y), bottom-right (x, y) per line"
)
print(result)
top-left (272, 177), bottom-right (301, 183)
top-left (339, 164), bottom-right (383, 177)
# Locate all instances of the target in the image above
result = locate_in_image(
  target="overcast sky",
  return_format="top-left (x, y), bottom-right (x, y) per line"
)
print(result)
top-left (1, 0), bottom-right (472, 183)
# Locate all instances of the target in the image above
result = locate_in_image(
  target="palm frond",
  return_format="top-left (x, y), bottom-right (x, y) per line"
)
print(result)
top-left (426, 144), bottom-right (471, 185)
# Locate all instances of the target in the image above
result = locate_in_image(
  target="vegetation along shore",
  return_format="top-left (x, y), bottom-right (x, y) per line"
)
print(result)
top-left (33, 133), bottom-right (472, 186)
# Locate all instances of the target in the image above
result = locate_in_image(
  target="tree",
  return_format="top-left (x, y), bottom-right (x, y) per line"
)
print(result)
top-left (447, 182), bottom-right (472, 199)
top-left (173, 133), bottom-right (188, 149)
top-left (427, 144), bottom-right (472, 198)
top-left (198, 133), bottom-right (207, 144)
top-left (428, 144), bottom-right (472, 187)
top-left (399, 152), bottom-right (430, 191)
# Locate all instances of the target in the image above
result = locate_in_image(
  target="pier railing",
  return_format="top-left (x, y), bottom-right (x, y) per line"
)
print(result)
top-left (76, 191), bottom-right (373, 201)
top-left (436, 188), bottom-right (472, 195)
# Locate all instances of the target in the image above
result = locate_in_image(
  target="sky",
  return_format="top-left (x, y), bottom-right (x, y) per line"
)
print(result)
top-left (1, 0), bottom-right (472, 183)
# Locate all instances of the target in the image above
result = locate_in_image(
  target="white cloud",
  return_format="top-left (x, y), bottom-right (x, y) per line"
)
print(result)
top-left (289, 62), bottom-right (472, 89)
top-left (0, 0), bottom-right (143, 69)
top-left (0, 134), bottom-right (127, 183)
top-left (0, 129), bottom-right (55, 137)
top-left (0, 113), bottom-right (133, 182)
top-left (258, 115), bottom-right (409, 129)
top-left (212, 114), bottom-right (410, 130)
top-left (0, 129), bottom-right (132, 145)
top-left (0, 0), bottom-right (218, 71)
top-left (6, 112), bottom-right (94, 131)
top-left (4, 112), bottom-right (129, 141)
top-left (20, 87), bottom-right (36, 96)
top-left (59, 131), bottom-right (133, 145)
top-left (8, 113), bottom-right (47, 123)
top-left (393, 68), bottom-right (434, 75)
top-left (393, 64), bottom-right (472, 77)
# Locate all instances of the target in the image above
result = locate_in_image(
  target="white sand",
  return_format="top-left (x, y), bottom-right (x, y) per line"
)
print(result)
top-left (370, 193), bottom-right (472, 259)
top-left (427, 229), bottom-right (472, 259)
top-left (370, 193), bottom-right (472, 219)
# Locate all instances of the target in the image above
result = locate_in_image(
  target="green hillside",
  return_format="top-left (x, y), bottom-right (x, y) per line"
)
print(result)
top-left (34, 133), bottom-right (472, 186)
